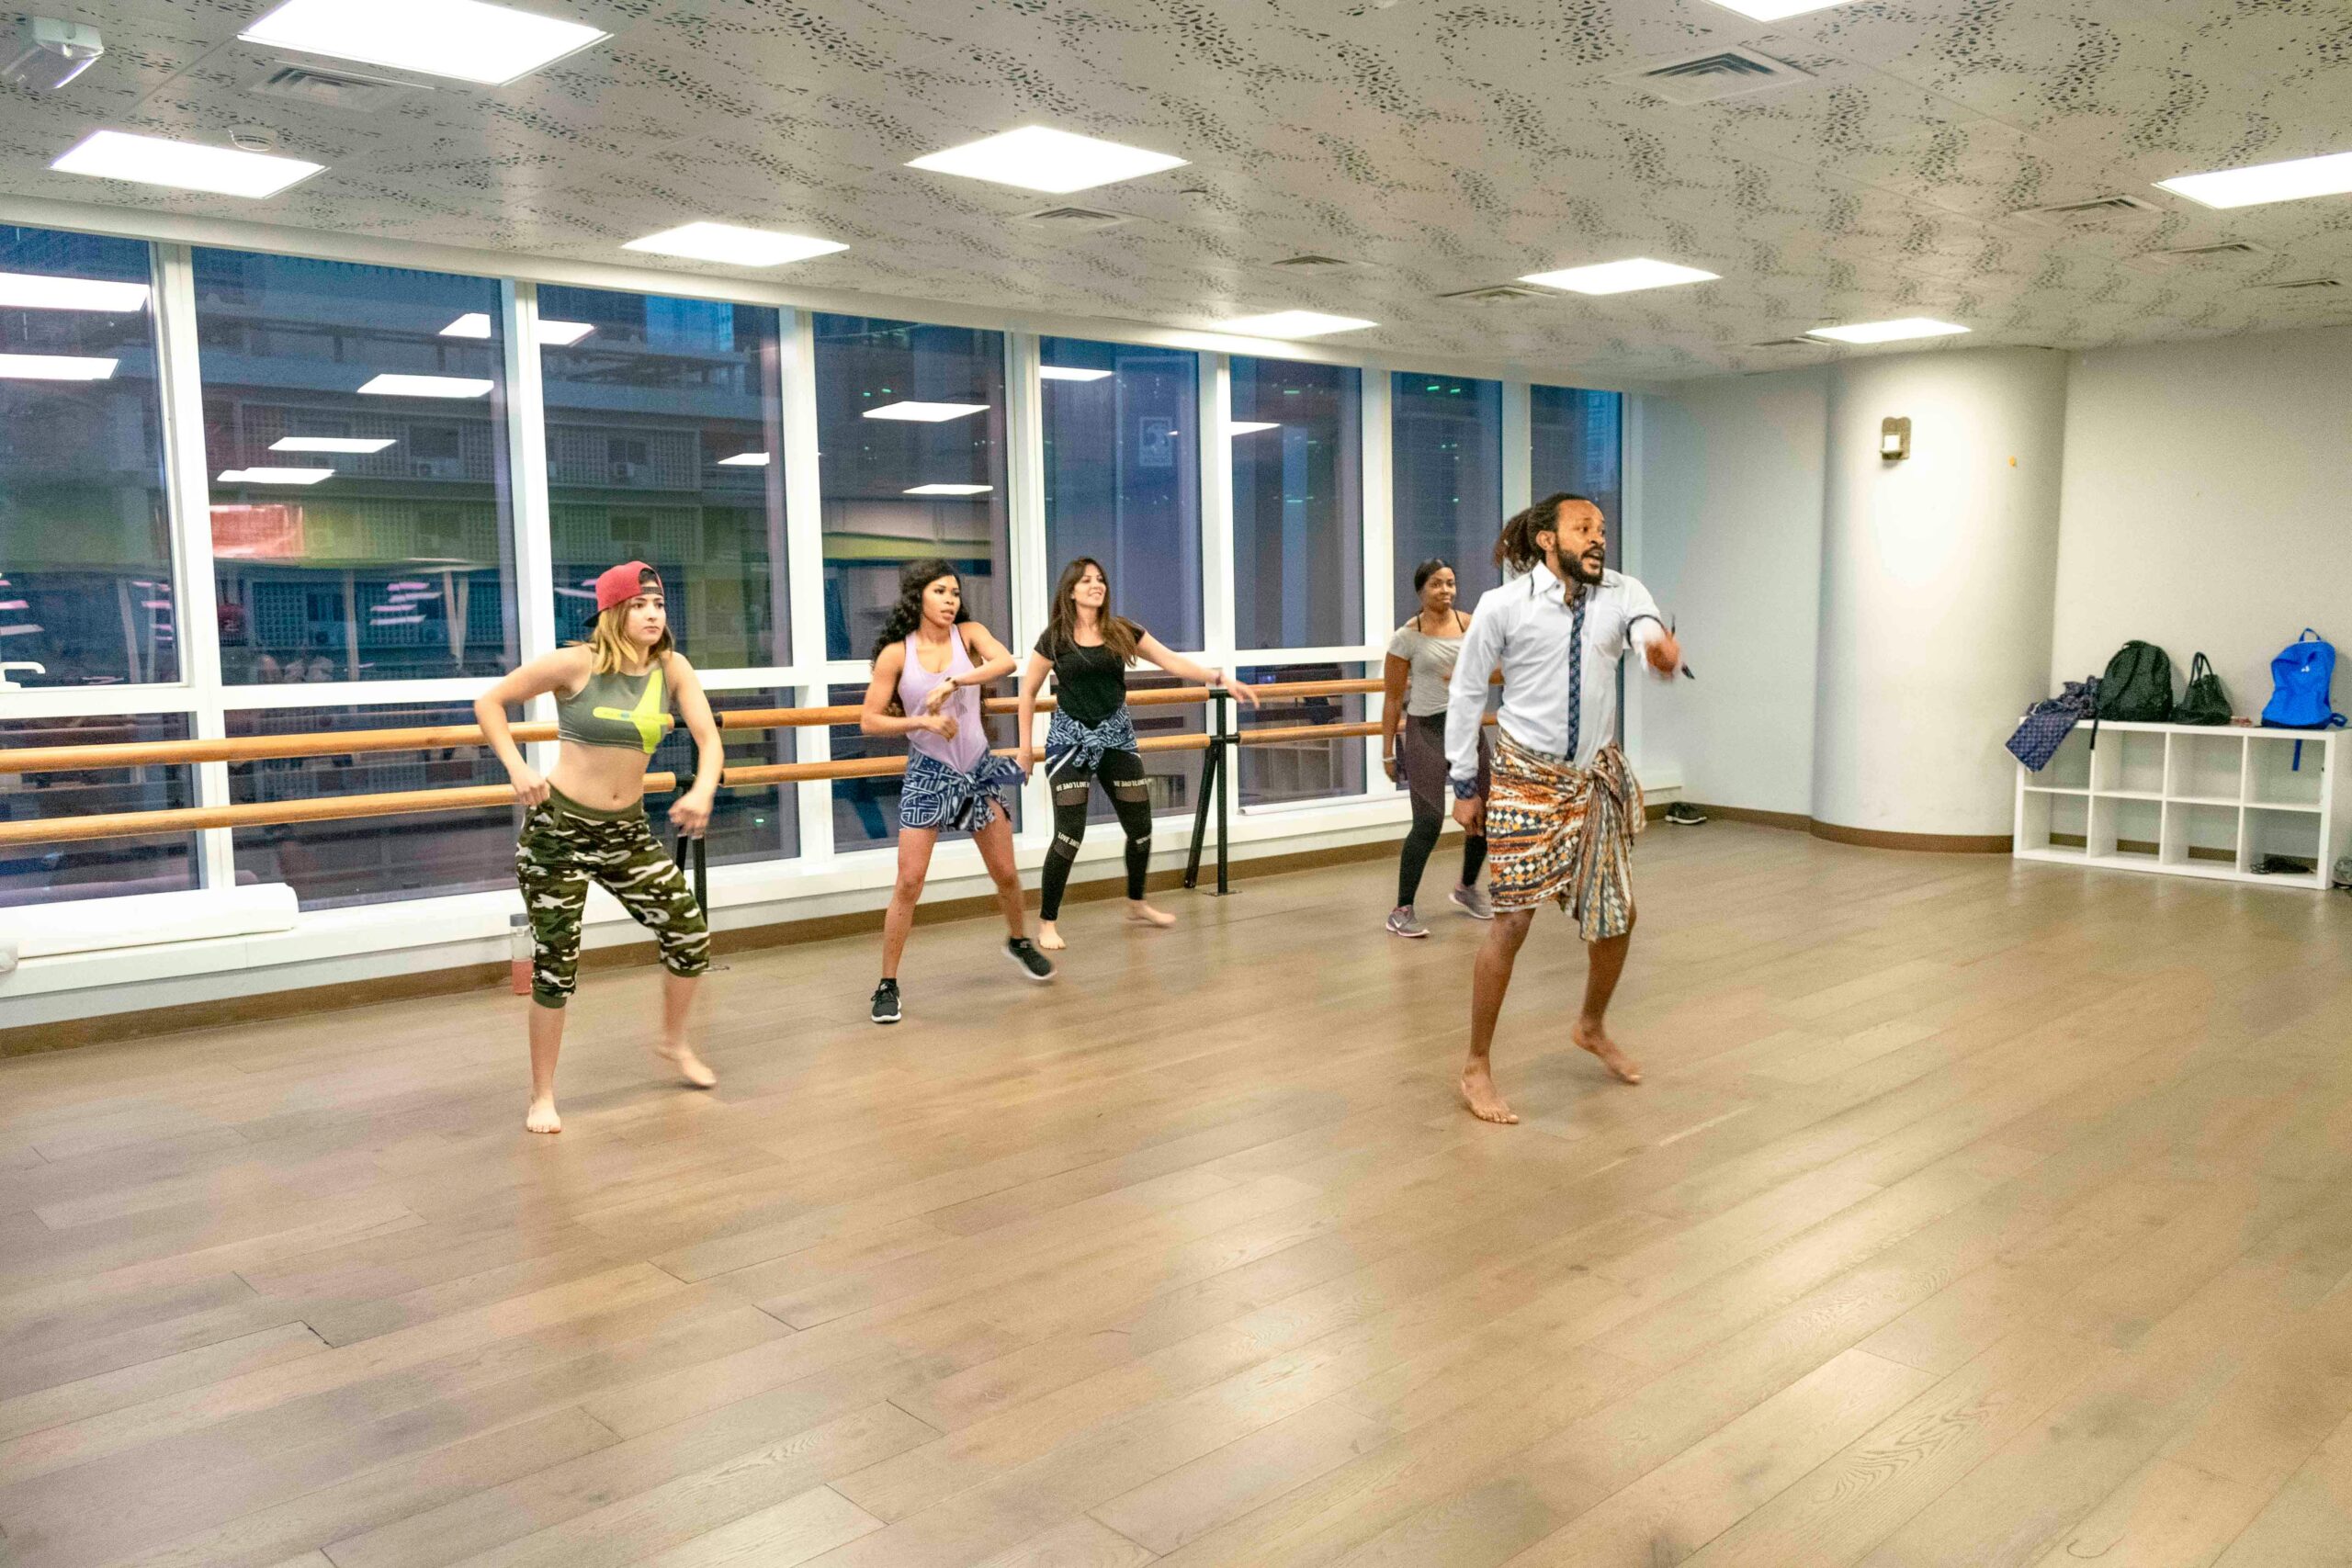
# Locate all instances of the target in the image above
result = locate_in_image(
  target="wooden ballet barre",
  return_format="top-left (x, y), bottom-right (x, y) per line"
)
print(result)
top-left (0, 679), bottom-right (1380, 776)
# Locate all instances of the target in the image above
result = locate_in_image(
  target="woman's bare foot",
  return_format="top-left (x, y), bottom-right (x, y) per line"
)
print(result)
top-left (1035, 920), bottom-right (1068, 953)
top-left (656, 1041), bottom-right (717, 1089)
top-left (1573, 1021), bottom-right (1643, 1084)
top-left (525, 1097), bottom-right (562, 1134)
top-left (1460, 1059), bottom-right (1519, 1124)
top-left (1125, 900), bottom-right (1177, 929)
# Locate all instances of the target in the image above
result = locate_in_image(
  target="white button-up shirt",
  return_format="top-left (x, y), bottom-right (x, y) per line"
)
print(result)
top-left (1445, 561), bottom-right (1666, 783)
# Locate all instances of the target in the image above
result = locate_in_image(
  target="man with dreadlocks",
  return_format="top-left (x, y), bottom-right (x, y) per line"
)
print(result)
top-left (1443, 492), bottom-right (1684, 1123)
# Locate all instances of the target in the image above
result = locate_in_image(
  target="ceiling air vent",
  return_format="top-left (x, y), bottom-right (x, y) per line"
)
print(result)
top-left (2129, 240), bottom-right (2273, 272)
top-left (248, 63), bottom-right (426, 112)
top-left (1438, 284), bottom-right (1550, 305)
top-left (1270, 254), bottom-right (1353, 272)
top-left (2263, 276), bottom-right (2344, 290)
top-left (1620, 46), bottom-right (1811, 106)
top-left (1746, 337), bottom-right (1826, 349)
top-left (1018, 206), bottom-right (1129, 232)
top-left (2012, 194), bottom-right (2163, 231)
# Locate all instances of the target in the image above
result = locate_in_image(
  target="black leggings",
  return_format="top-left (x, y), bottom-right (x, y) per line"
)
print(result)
top-left (1398, 800), bottom-right (1486, 908)
top-left (1039, 746), bottom-right (1153, 919)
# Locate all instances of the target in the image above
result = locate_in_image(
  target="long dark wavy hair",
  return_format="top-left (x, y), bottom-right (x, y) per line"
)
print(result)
top-left (873, 558), bottom-right (970, 660)
top-left (1495, 491), bottom-right (1596, 574)
top-left (1040, 557), bottom-right (1142, 663)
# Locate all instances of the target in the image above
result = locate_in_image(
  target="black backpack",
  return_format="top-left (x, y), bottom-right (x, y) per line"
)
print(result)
top-left (2096, 642), bottom-right (2175, 723)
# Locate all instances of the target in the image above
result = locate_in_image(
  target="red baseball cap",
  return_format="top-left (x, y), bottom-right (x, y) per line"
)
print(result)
top-left (591, 560), bottom-right (662, 618)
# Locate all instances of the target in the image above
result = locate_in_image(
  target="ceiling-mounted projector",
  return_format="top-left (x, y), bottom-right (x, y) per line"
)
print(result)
top-left (2, 17), bottom-right (103, 92)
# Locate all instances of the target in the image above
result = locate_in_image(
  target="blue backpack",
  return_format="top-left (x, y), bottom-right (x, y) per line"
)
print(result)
top-left (2262, 629), bottom-right (2345, 731)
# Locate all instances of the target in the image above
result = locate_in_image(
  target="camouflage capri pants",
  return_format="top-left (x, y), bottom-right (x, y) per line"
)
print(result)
top-left (515, 789), bottom-right (709, 1008)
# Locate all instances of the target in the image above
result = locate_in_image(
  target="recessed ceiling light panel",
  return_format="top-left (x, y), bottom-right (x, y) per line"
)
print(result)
top-left (1700, 0), bottom-right (1857, 19)
top-left (0, 271), bottom-right (149, 311)
top-left (863, 401), bottom-right (989, 423)
top-left (2158, 150), bottom-right (2352, 209)
top-left (537, 320), bottom-right (594, 345)
top-left (716, 452), bottom-right (771, 466)
top-left (51, 130), bottom-right (322, 198)
top-left (1805, 317), bottom-right (1970, 344)
top-left (1519, 258), bottom-right (1720, 296)
top-left (621, 222), bottom-right (847, 267)
top-left (439, 312), bottom-right (492, 339)
top-left (1039, 366), bottom-right (1113, 381)
top-left (239, 0), bottom-right (607, 86)
top-left (0, 354), bottom-right (118, 380)
top-left (1216, 310), bottom-right (1376, 339)
top-left (1228, 422), bottom-right (1281, 434)
top-left (909, 125), bottom-right (1186, 195)
top-left (357, 374), bottom-right (494, 398)
top-left (904, 483), bottom-right (993, 495)
top-left (217, 467), bottom-right (334, 485)
top-left (271, 436), bottom-right (396, 453)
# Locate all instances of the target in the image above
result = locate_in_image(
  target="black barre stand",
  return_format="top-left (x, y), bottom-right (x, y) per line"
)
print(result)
top-left (1182, 687), bottom-right (1235, 897)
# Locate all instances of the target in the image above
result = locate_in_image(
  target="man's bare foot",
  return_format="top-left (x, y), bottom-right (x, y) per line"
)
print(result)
top-left (1035, 920), bottom-right (1068, 953)
top-left (656, 1041), bottom-right (717, 1089)
top-left (526, 1097), bottom-right (562, 1134)
top-left (1125, 900), bottom-right (1177, 929)
top-left (1460, 1059), bottom-right (1519, 1124)
top-left (1573, 1021), bottom-right (1643, 1084)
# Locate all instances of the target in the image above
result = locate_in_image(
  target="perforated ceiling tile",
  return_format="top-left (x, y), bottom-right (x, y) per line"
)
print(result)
top-left (4, 0), bottom-right (2349, 375)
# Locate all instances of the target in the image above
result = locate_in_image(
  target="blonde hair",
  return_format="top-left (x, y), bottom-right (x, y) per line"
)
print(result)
top-left (580, 602), bottom-right (674, 674)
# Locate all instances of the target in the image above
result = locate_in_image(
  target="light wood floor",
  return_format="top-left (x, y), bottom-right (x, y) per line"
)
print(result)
top-left (6, 825), bottom-right (2352, 1568)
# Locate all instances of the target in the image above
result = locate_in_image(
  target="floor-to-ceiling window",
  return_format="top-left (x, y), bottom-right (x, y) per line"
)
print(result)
top-left (1530, 384), bottom-right (1623, 566)
top-left (540, 286), bottom-right (788, 671)
top-left (1041, 336), bottom-right (1204, 823)
top-left (196, 252), bottom-right (521, 907)
top-left (0, 226), bottom-right (175, 688)
top-left (1390, 373), bottom-right (1501, 623)
top-left (813, 315), bottom-right (1010, 663)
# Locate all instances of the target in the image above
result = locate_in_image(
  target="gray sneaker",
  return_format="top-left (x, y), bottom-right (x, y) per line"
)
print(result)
top-left (1449, 884), bottom-right (1494, 920)
top-left (1386, 905), bottom-right (1428, 938)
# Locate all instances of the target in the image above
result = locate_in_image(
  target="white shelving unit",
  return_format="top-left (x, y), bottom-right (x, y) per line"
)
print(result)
top-left (2014, 720), bottom-right (2345, 890)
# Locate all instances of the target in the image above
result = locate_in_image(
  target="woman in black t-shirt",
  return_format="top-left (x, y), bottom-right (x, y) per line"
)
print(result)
top-left (1015, 558), bottom-right (1256, 952)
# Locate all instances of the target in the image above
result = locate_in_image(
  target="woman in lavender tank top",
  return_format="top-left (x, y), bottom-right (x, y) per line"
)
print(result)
top-left (859, 558), bottom-right (1056, 1024)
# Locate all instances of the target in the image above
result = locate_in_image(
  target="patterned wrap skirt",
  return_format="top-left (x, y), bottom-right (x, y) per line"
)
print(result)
top-left (898, 750), bottom-right (1023, 832)
top-left (1484, 733), bottom-right (1645, 939)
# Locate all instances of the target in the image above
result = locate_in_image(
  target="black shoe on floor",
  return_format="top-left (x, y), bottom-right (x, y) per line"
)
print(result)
top-left (1663, 802), bottom-right (1709, 827)
top-left (870, 978), bottom-right (902, 1025)
top-left (1004, 937), bottom-right (1057, 982)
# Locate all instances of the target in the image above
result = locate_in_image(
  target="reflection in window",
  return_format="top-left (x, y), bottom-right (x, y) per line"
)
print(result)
top-left (0, 714), bottom-right (196, 904)
top-left (196, 251), bottom-right (516, 685)
top-left (1230, 358), bottom-right (1361, 652)
top-left (0, 226), bottom-right (175, 686)
top-left (814, 315), bottom-right (1010, 662)
top-left (1040, 337), bottom-right (1202, 651)
top-left (540, 288), bottom-right (788, 670)
top-left (1236, 662), bottom-right (1365, 807)
top-left (657, 687), bottom-right (799, 866)
top-left (229, 704), bottom-right (514, 908)
top-left (1391, 373), bottom-right (1501, 620)
top-left (828, 681), bottom-right (1021, 851)
top-left (1531, 385), bottom-right (1623, 566)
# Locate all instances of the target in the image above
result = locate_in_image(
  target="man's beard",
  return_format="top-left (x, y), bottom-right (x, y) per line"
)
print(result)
top-left (1552, 546), bottom-right (1606, 587)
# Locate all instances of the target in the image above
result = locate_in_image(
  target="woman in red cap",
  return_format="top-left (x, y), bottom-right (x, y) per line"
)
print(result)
top-left (476, 561), bottom-right (723, 1133)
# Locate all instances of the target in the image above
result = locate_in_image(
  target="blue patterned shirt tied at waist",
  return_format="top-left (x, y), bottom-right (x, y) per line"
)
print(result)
top-left (1045, 707), bottom-right (1137, 774)
top-left (899, 750), bottom-right (1023, 832)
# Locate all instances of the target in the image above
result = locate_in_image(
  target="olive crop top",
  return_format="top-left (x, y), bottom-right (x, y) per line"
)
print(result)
top-left (556, 664), bottom-right (674, 753)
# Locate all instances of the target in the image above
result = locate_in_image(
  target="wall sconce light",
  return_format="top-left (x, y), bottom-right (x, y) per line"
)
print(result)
top-left (1880, 416), bottom-right (1911, 461)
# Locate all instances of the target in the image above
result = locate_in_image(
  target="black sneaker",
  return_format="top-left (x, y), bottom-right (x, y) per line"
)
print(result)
top-left (1663, 802), bottom-right (1708, 827)
top-left (1004, 937), bottom-right (1057, 983)
top-left (870, 978), bottom-right (901, 1025)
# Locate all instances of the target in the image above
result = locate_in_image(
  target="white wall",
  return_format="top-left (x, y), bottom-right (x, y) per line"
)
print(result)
top-left (1635, 368), bottom-right (1828, 817)
top-left (2052, 326), bottom-right (2352, 714)
top-left (1813, 348), bottom-right (2069, 837)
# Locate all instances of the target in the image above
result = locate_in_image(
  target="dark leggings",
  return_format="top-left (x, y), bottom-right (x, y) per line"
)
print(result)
top-left (1398, 800), bottom-right (1486, 908)
top-left (1039, 745), bottom-right (1153, 919)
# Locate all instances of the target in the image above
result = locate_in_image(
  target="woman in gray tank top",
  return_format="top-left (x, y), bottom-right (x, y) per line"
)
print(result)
top-left (475, 560), bottom-right (724, 1133)
top-left (1381, 558), bottom-right (1493, 937)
